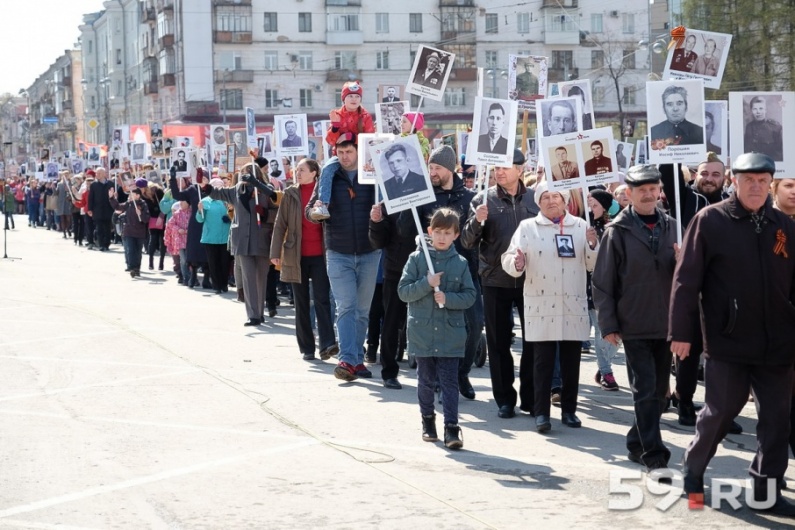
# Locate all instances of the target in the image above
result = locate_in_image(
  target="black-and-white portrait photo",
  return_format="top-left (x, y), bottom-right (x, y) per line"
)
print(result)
top-left (307, 137), bottom-right (319, 161)
top-left (664, 29), bottom-right (733, 90)
top-left (275, 114), bottom-right (308, 157)
top-left (406, 44), bottom-right (455, 102)
top-left (647, 80), bottom-right (706, 164)
top-left (555, 234), bottom-right (575, 258)
top-left (477, 101), bottom-right (509, 154)
top-left (376, 102), bottom-right (407, 136)
top-left (150, 121), bottom-right (162, 139)
top-left (538, 97), bottom-right (582, 138)
top-left (636, 137), bottom-right (648, 164)
top-left (151, 137), bottom-right (163, 156)
top-left (622, 119), bottom-right (636, 138)
top-left (730, 91), bottom-right (795, 176)
top-left (509, 54), bottom-right (547, 109)
top-left (171, 147), bottom-right (191, 176)
top-left (615, 142), bottom-right (633, 171)
top-left (561, 81), bottom-right (594, 130)
top-left (71, 158), bottom-right (84, 175)
top-left (131, 142), bottom-right (146, 163)
top-left (704, 100), bottom-right (727, 159)
top-left (245, 107), bottom-right (257, 149)
top-left (212, 125), bottom-right (227, 148)
top-left (380, 85), bottom-right (403, 103)
top-left (88, 146), bottom-right (100, 163)
top-left (228, 130), bottom-right (246, 158)
top-left (40, 148), bottom-right (50, 161)
top-left (371, 135), bottom-right (435, 214)
top-left (257, 133), bottom-right (273, 157)
top-left (467, 96), bottom-right (518, 167)
top-left (46, 162), bottom-right (58, 179)
top-left (226, 144), bottom-right (236, 173)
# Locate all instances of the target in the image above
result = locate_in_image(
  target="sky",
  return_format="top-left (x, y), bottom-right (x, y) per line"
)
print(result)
top-left (1, 0), bottom-right (107, 95)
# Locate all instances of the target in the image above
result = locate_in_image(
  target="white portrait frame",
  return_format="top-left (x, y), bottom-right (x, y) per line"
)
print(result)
top-left (406, 44), bottom-right (455, 102)
top-left (663, 28), bottom-right (733, 90)
top-left (371, 135), bottom-right (435, 214)
top-left (466, 96), bottom-right (519, 167)
top-left (275, 113), bottom-right (308, 158)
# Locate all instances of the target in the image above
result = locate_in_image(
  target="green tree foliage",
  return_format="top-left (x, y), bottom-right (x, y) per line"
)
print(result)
top-left (681, 0), bottom-right (794, 96)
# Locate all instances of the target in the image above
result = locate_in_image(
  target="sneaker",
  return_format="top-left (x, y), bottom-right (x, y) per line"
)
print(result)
top-left (550, 388), bottom-right (562, 405)
top-left (334, 362), bottom-right (358, 382)
top-left (422, 414), bottom-right (438, 442)
top-left (354, 364), bottom-right (372, 378)
top-left (309, 204), bottom-right (330, 221)
top-left (600, 373), bottom-right (619, 391)
top-left (319, 344), bottom-right (339, 361)
top-left (444, 424), bottom-right (463, 450)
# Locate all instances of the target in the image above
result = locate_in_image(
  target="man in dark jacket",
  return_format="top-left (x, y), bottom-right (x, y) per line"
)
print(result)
top-left (86, 168), bottom-right (115, 251)
top-left (670, 153), bottom-right (795, 516)
top-left (592, 165), bottom-right (679, 477)
top-left (461, 149), bottom-right (538, 418)
top-left (307, 134), bottom-right (381, 382)
top-left (400, 145), bottom-right (481, 399)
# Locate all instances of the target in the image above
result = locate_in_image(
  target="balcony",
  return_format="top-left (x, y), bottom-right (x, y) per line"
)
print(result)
top-left (144, 81), bottom-right (159, 95)
top-left (62, 100), bottom-right (73, 111)
top-left (156, 0), bottom-right (173, 11)
top-left (158, 33), bottom-right (175, 48)
top-left (326, 0), bottom-right (361, 5)
top-left (213, 31), bottom-right (253, 44)
top-left (439, 0), bottom-right (474, 6)
top-left (547, 68), bottom-right (579, 82)
top-left (142, 7), bottom-right (156, 22)
top-left (326, 31), bottom-right (363, 46)
top-left (214, 0), bottom-right (251, 4)
top-left (62, 75), bottom-right (72, 88)
top-left (542, 0), bottom-right (577, 6)
top-left (160, 73), bottom-right (176, 87)
top-left (214, 70), bottom-right (254, 83)
top-left (326, 68), bottom-right (362, 82)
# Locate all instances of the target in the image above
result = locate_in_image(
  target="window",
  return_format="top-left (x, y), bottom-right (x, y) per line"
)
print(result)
top-left (409, 49), bottom-right (416, 66)
top-left (300, 89), bottom-right (312, 108)
top-left (622, 13), bottom-right (635, 34)
top-left (216, 9), bottom-right (251, 32)
top-left (485, 13), bottom-right (498, 34)
top-left (590, 13), bottom-right (602, 33)
top-left (622, 87), bottom-right (636, 105)
top-left (409, 13), bottom-right (422, 33)
top-left (444, 88), bottom-right (466, 107)
top-left (298, 51), bottom-right (312, 70)
top-left (334, 89), bottom-right (342, 102)
top-left (549, 14), bottom-right (575, 32)
top-left (328, 14), bottom-right (359, 32)
top-left (485, 51), bottom-right (497, 68)
top-left (265, 89), bottom-right (279, 109)
top-left (90, 95), bottom-right (96, 110)
top-left (334, 51), bottom-right (357, 70)
top-left (591, 50), bottom-right (604, 69)
top-left (219, 51), bottom-right (242, 71)
top-left (593, 86), bottom-right (605, 105)
top-left (220, 89), bottom-right (243, 110)
top-left (551, 50), bottom-right (573, 69)
top-left (517, 13), bottom-right (530, 34)
top-left (116, 49), bottom-right (122, 65)
top-left (376, 51), bottom-right (389, 70)
top-left (410, 94), bottom-right (421, 107)
top-left (375, 13), bottom-right (389, 33)
top-left (263, 12), bottom-right (277, 32)
top-left (87, 40), bottom-right (93, 54)
top-left (264, 51), bottom-right (278, 70)
top-left (298, 12), bottom-right (312, 32)
top-left (623, 49), bottom-right (636, 69)
top-left (442, 12), bottom-right (474, 32)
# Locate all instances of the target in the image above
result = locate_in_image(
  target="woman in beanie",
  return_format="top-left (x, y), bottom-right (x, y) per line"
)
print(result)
top-left (109, 185), bottom-right (150, 277)
top-left (309, 81), bottom-right (376, 221)
top-left (586, 188), bottom-right (620, 391)
top-left (401, 112), bottom-right (430, 161)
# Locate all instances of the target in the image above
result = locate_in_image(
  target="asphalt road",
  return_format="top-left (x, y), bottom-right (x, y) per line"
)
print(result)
top-left (0, 217), bottom-right (792, 529)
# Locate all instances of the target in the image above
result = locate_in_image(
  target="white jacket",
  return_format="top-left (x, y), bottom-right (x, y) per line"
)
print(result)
top-left (501, 213), bottom-right (598, 342)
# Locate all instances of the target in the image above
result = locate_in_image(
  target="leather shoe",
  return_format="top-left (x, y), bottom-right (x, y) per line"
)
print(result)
top-left (536, 415), bottom-right (551, 433)
top-left (561, 412), bottom-right (582, 428)
top-left (459, 374), bottom-right (475, 400)
top-left (383, 378), bottom-right (402, 390)
top-left (728, 420), bottom-right (743, 435)
top-left (497, 405), bottom-right (515, 418)
top-left (243, 318), bottom-right (262, 326)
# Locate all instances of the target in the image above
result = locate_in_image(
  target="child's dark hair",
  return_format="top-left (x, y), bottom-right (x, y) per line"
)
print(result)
top-left (429, 207), bottom-right (460, 233)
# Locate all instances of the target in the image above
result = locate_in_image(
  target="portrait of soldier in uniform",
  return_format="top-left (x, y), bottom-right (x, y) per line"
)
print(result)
top-left (744, 96), bottom-right (783, 161)
top-left (650, 85), bottom-right (704, 146)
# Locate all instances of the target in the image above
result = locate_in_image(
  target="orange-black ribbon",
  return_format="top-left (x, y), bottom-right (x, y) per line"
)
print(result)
top-left (669, 26), bottom-right (686, 50)
top-left (774, 229), bottom-right (788, 258)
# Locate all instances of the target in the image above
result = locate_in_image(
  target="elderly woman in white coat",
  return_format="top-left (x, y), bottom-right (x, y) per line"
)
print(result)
top-left (502, 182), bottom-right (599, 434)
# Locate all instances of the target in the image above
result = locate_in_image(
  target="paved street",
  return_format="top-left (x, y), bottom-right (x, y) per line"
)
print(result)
top-left (0, 218), bottom-right (792, 529)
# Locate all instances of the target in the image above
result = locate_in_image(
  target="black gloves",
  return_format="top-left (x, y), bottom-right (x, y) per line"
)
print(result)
top-left (169, 166), bottom-right (177, 179)
top-left (241, 174), bottom-right (276, 199)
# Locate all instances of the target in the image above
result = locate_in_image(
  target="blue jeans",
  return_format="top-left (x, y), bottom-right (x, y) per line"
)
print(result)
top-left (124, 236), bottom-right (145, 271)
top-left (178, 249), bottom-right (189, 280)
top-left (326, 249), bottom-right (381, 366)
top-left (316, 158), bottom-right (339, 205)
top-left (589, 309), bottom-right (619, 376)
top-left (417, 357), bottom-right (459, 425)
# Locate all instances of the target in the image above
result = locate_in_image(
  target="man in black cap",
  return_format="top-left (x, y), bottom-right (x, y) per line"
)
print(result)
top-left (592, 164), bottom-right (679, 478)
top-left (461, 149), bottom-right (538, 418)
top-left (670, 153), bottom-right (795, 515)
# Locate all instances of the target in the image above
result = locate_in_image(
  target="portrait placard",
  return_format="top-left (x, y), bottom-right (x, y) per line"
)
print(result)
top-left (559, 80), bottom-right (595, 131)
top-left (646, 80), bottom-right (706, 164)
top-left (456, 131), bottom-right (470, 162)
top-left (406, 44), bottom-right (455, 102)
top-left (466, 96), bottom-right (519, 167)
top-left (579, 127), bottom-right (619, 187)
top-left (636, 136), bottom-right (649, 165)
top-left (170, 147), bottom-right (194, 178)
top-left (663, 28), bottom-right (732, 90)
top-left (537, 97), bottom-right (583, 138)
top-left (210, 124), bottom-right (228, 152)
top-left (358, 133), bottom-right (396, 184)
top-left (245, 107), bottom-right (257, 150)
top-left (257, 133), bottom-right (273, 157)
top-left (615, 141), bottom-right (634, 172)
top-left (729, 91), bottom-right (795, 177)
top-left (71, 158), bottom-right (85, 175)
top-left (509, 55), bottom-right (547, 110)
top-left (375, 101), bottom-right (408, 135)
top-left (225, 144), bottom-right (236, 173)
top-left (704, 100), bottom-right (728, 163)
top-left (379, 85), bottom-right (405, 103)
top-left (371, 135), bottom-right (435, 214)
top-left (274, 114), bottom-right (308, 158)
top-left (131, 142), bottom-right (147, 164)
top-left (307, 136), bottom-right (321, 161)
top-left (539, 136), bottom-right (583, 193)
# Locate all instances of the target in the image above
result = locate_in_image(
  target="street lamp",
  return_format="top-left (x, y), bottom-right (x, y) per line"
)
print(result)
top-left (486, 68), bottom-right (508, 99)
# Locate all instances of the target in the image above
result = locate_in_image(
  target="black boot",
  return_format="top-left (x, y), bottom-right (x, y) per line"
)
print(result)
top-left (677, 401), bottom-right (697, 426)
top-left (444, 424), bottom-right (463, 450)
top-left (202, 274), bottom-right (212, 289)
top-left (149, 255), bottom-right (154, 270)
top-left (422, 414), bottom-right (438, 442)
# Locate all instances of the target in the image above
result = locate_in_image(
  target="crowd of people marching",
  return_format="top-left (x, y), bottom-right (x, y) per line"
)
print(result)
top-left (3, 81), bottom-right (795, 515)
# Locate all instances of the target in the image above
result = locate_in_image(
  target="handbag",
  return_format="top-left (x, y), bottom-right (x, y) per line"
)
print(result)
top-left (148, 213), bottom-right (165, 230)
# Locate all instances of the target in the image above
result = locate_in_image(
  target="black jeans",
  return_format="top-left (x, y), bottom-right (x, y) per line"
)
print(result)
top-left (204, 243), bottom-right (230, 292)
top-left (3, 211), bottom-right (13, 229)
top-left (84, 215), bottom-right (95, 245)
top-left (623, 339), bottom-right (672, 465)
top-left (292, 255), bottom-right (335, 355)
top-left (72, 212), bottom-right (83, 243)
top-left (482, 285), bottom-right (533, 410)
top-left (266, 265), bottom-right (280, 310)
top-left (381, 278), bottom-right (408, 381)
top-left (533, 341), bottom-right (581, 416)
top-left (148, 228), bottom-right (166, 268)
top-left (460, 277), bottom-right (483, 377)
top-left (367, 282), bottom-right (384, 349)
top-left (95, 219), bottom-right (112, 249)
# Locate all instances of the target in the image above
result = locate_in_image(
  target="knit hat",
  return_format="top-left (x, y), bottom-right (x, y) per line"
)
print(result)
top-left (403, 112), bottom-right (424, 131)
top-left (533, 181), bottom-right (570, 208)
top-left (341, 81), bottom-right (363, 101)
top-left (254, 156), bottom-right (268, 169)
top-left (589, 189), bottom-right (614, 212)
top-left (209, 178), bottom-right (224, 188)
top-left (428, 145), bottom-right (456, 174)
top-left (135, 178), bottom-right (148, 188)
top-left (85, 169), bottom-right (96, 178)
